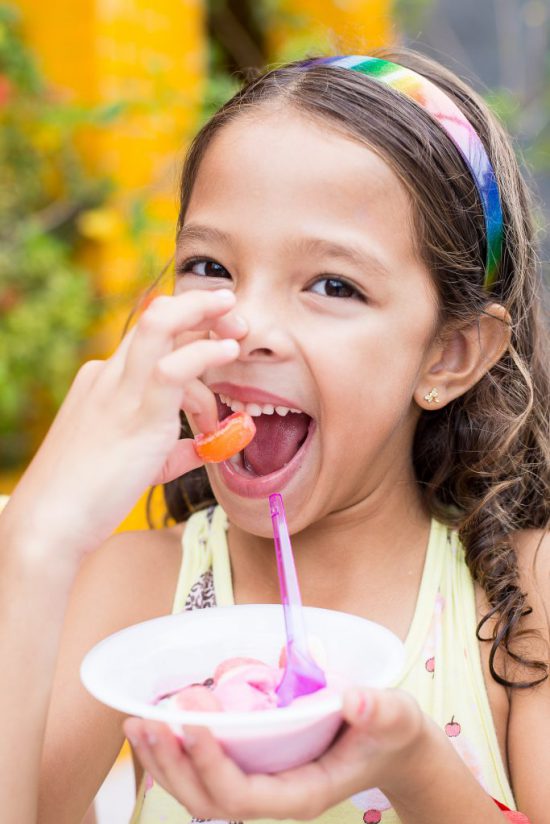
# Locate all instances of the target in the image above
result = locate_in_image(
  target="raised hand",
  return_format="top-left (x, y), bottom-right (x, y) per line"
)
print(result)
top-left (1, 288), bottom-right (246, 559)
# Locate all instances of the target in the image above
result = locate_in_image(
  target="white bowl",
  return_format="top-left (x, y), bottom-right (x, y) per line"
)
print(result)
top-left (81, 604), bottom-right (404, 773)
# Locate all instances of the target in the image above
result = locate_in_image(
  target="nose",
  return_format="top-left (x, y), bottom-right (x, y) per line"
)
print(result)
top-left (232, 285), bottom-right (294, 362)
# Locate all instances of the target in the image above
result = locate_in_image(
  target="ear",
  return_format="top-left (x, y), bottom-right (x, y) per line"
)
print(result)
top-left (414, 303), bottom-right (511, 410)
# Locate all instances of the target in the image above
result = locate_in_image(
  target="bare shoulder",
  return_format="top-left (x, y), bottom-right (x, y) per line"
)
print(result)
top-left (508, 527), bottom-right (550, 676)
top-left (38, 522), bottom-right (187, 824)
top-left (475, 528), bottom-right (550, 660)
top-left (512, 527), bottom-right (550, 595)
top-left (76, 521), bottom-right (187, 619)
top-left (506, 528), bottom-right (550, 821)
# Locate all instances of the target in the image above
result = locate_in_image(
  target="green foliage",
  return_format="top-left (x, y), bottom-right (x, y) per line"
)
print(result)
top-left (0, 227), bottom-right (97, 459)
top-left (0, 4), bottom-right (41, 93)
top-left (0, 5), bottom-right (113, 466)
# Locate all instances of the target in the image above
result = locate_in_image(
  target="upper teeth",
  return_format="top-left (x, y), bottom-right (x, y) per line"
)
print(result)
top-left (218, 393), bottom-right (302, 417)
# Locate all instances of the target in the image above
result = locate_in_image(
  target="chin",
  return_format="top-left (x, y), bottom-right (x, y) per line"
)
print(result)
top-left (207, 465), bottom-right (319, 538)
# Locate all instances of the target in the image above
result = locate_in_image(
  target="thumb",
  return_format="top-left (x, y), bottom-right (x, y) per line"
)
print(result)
top-left (153, 438), bottom-right (204, 485)
top-left (342, 687), bottom-right (377, 731)
top-left (342, 687), bottom-right (424, 753)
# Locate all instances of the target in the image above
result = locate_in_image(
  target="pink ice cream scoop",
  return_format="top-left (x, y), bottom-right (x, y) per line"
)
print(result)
top-left (160, 652), bottom-right (338, 714)
top-left (166, 656), bottom-right (283, 713)
top-left (213, 659), bottom-right (282, 711)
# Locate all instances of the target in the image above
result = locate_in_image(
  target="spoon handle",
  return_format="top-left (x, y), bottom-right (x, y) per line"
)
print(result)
top-left (269, 493), bottom-right (307, 652)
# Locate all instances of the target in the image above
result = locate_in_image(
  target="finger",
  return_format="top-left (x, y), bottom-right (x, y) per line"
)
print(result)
top-left (154, 338), bottom-right (239, 391)
top-left (181, 725), bottom-right (258, 819)
top-left (177, 377), bottom-right (219, 435)
top-left (152, 439), bottom-right (204, 485)
top-left (143, 338), bottom-right (239, 418)
top-left (164, 308), bottom-right (247, 357)
top-left (180, 308), bottom-right (247, 341)
top-left (109, 325), bottom-right (137, 366)
top-left (184, 725), bottom-right (335, 820)
top-left (208, 309), bottom-right (248, 341)
top-left (125, 720), bottom-right (217, 819)
top-left (97, 326), bottom-right (138, 387)
top-left (122, 290), bottom-right (236, 391)
top-left (342, 687), bottom-right (422, 750)
top-left (341, 687), bottom-right (376, 730)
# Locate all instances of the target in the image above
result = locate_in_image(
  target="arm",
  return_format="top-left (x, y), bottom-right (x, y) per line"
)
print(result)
top-left (505, 529), bottom-right (550, 823)
top-left (0, 288), bottom-right (246, 823)
top-left (37, 528), bottom-right (182, 824)
top-left (0, 518), bottom-right (80, 824)
top-left (380, 714), bottom-right (511, 823)
top-left (0, 522), bottom-right (182, 824)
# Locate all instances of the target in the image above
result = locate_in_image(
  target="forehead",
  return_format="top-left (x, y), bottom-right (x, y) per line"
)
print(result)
top-left (185, 107), bottom-right (418, 270)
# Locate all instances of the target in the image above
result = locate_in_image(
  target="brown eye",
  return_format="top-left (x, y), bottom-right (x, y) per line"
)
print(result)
top-left (309, 277), bottom-right (362, 300)
top-left (176, 258), bottom-right (231, 279)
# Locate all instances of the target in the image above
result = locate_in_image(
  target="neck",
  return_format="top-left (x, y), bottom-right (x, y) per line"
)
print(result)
top-left (227, 470), bottom-right (431, 616)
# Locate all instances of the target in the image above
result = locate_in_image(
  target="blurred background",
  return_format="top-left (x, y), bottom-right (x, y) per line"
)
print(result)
top-left (0, 1), bottom-right (548, 820)
top-left (1, 0), bottom-right (548, 515)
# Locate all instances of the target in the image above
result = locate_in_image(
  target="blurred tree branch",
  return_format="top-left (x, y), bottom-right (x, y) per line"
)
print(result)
top-left (209, 0), bottom-right (266, 69)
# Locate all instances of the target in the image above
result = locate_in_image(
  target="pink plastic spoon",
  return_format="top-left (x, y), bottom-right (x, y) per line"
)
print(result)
top-left (269, 493), bottom-right (327, 707)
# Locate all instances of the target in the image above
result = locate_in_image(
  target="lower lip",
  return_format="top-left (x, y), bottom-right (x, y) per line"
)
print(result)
top-left (217, 420), bottom-right (317, 498)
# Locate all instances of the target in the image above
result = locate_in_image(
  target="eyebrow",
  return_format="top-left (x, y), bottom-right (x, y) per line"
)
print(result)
top-left (176, 224), bottom-right (231, 249)
top-left (176, 223), bottom-right (391, 278)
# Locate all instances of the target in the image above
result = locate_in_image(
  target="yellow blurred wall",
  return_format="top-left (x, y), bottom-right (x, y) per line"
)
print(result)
top-left (16, 0), bottom-right (205, 337)
top-left (13, 0), bottom-right (206, 528)
top-left (269, 0), bottom-right (393, 57)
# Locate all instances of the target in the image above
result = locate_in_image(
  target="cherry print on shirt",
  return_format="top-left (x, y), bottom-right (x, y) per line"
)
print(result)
top-left (421, 591), bottom-right (445, 677)
top-left (445, 715), bottom-right (461, 737)
top-left (351, 787), bottom-right (392, 821)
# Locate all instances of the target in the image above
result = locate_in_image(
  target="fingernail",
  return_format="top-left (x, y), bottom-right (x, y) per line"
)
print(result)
top-left (127, 735), bottom-right (139, 748)
top-left (220, 338), bottom-right (240, 355)
top-left (351, 689), bottom-right (370, 719)
top-left (216, 289), bottom-right (235, 303)
top-left (146, 731), bottom-right (157, 746)
top-left (183, 728), bottom-right (196, 749)
top-left (232, 314), bottom-right (248, 331)
top-left (357, 694), bottom-right (368, 717)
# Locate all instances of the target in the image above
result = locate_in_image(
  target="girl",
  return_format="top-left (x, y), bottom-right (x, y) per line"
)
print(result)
top-left (1, 47), bottom-right (548, 824)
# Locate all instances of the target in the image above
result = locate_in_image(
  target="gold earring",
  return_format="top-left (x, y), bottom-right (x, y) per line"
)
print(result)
top-left (424, 387), bottom-right (440, 404)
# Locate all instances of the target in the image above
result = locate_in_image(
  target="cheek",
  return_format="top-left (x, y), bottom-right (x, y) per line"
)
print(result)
top-left (314, 313), bottom-right (432, 434)
top-left (321, 329), bottom-right (417, 395)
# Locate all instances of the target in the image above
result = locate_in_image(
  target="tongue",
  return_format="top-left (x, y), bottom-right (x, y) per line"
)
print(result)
top-left (243, 413), bottom-right (310, 476)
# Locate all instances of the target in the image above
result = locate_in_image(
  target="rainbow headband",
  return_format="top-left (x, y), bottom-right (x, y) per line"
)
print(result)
top-left (299, 56), bottom-right (503, 289)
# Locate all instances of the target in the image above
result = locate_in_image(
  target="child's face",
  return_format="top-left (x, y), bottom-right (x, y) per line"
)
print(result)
top-left (175, 107), bottom-right (439, 534)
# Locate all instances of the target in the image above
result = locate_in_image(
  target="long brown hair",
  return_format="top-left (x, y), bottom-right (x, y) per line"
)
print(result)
top-left (157, 47), bottom-right (550, 688)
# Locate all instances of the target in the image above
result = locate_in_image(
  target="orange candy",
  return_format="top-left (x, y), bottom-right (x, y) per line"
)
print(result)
top-left (193, 411), bottom-right (256, 463)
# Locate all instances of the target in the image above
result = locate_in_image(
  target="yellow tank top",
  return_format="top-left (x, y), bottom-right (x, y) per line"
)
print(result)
top-left (131, 505), bottom-right (516, 823)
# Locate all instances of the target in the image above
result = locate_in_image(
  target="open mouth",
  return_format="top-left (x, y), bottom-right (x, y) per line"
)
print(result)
top-left (215, 393), bottom-right (314, 478)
